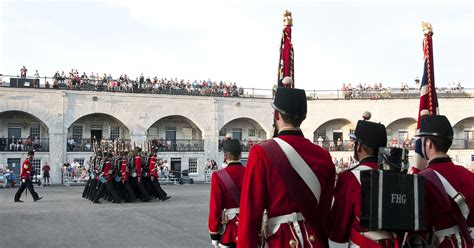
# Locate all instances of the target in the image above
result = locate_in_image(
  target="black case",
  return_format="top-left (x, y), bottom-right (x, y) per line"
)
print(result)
top-left (360, 170), bottom-right (425, 231)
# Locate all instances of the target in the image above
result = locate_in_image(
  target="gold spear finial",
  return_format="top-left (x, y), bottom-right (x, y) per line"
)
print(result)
top-left (422, 21), bottom-right (433, 35)
top-left (283, 10), bottom-right (293, 26)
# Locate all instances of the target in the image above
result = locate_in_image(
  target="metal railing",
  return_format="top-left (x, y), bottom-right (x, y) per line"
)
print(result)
top-left (66, 138), bottom-right (131, 152)
top-left (0, 137), bottom-right (49, 152)
top-left (1, 74), bottom-right (472, 100)
top-left (147, 138), bottom-right (205, 152)
top-left (218, 139), bottom-right (265, 152)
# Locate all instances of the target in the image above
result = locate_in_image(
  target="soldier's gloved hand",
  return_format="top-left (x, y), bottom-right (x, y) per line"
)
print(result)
top-left (21, 178), bottom-right (26, 183)
top-left (211, 240), bottom-right (219, 248)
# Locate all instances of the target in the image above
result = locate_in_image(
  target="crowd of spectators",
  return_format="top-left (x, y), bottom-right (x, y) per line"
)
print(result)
top-left (0, 136), bottom-right (44, 151)
top-left (341, 81), bottom-right (465, 100)
top-left (15, 66), bottom-right (244, 97)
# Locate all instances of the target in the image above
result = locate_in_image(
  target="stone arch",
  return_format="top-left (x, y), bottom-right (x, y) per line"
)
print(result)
top-left (452, 117), bottom-right (474, 139)
top-left (313, 118), bottom-right (355, 142)
top-left (67, 113), bottom-right (130, 141)
top-left (386, 117), bottom-right (417, 141)
top-left (220, 117), bottom-right (268, 141)
top-left (0, 110), bottom-right (50, 151)
top-left (146, 115), bottom-right (203, 140)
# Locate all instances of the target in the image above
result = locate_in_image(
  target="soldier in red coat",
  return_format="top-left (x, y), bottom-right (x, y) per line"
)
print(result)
top-left (208, 139), bottom-right (245, 248)
top-left (147, 153), bottom-right (170, 201)
top-left (237, 87), bottom-right (336, 248)
top-left (14, 150), bottom-right (42, 202)
top-left (327, 119), bottom-right (398, 247)
top-left (120, 151), bottom-right (136, 202)
top-left (129, 150), bottom-right (151, 202)
top-left (406, 115), bottom-right (474, 247)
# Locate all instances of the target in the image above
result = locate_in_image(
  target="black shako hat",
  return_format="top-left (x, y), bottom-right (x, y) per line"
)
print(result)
top-left (27, 150), bottom-right (35, 156)
top-left (223, 139), bottom-right (242, 155)
top-left (272, 87), bottom-right (307, 118)
top-left (349, 120), bottom-right (387, 148)
top-left (415, 115), bottom-right (453, 140)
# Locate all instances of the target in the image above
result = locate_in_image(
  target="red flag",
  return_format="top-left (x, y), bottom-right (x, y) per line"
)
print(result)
top-left (278, 10), bottom-right (294, 88)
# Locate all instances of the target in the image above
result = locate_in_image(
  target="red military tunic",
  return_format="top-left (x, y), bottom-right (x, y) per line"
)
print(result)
top-left (121, 159), bottom-right (129, 182)
top-left (149, 157), bottom-right (158, 177)
top-left (237, 130), bottom-right (336, 248)
top-left (20, 159), bottom-right (32, 180)
top-left (414, 156), bottom-right (474, 247)
top-left (208, 161), bottom-right (245, 244)
top-left (103, 161), bottom-right (112, 182)
top-left (327, 156), bottom-right (396, 247)
top-left (134, 155), bottom-right (142, 176)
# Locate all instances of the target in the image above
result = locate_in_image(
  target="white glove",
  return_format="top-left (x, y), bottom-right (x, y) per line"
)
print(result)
top-left (22, 179), bottom-right (26, 183)
top-left (211, 240), bottom-right (219, 248)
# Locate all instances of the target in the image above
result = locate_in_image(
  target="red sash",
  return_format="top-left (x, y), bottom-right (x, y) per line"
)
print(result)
top-left (216, 169), bottom-right (241, 205)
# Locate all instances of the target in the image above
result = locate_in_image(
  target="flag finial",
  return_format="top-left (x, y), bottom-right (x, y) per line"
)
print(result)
top-left (283, 10), bottom-right (293, 26)
top-left (422, 21), bottom-right (433, 35)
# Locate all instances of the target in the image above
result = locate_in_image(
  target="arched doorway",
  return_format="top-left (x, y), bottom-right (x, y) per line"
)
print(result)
top-left (67, 113), bottom-right (130, 152)
top-left (219, 118), bottom-right (267, 152)
top-left (313, 118), bottom-right (355, 151)
top-left (0, 110), bottom-right (50, 152)
top-left (452, 117), bottom-right (474, 149)
top-left (386, 118), bottom-right (417, 149)
top-left (147, 115), bottom-right (203, 152)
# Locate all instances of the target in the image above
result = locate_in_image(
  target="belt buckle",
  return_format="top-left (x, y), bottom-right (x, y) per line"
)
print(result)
top-left (453, 192), bottom-right (465, 205)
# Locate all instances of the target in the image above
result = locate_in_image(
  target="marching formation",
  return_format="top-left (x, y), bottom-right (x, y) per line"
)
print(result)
top-left (82, 149), bottom-right (170, 204)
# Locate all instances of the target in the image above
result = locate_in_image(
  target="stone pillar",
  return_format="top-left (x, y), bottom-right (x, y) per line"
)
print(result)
top-left (130, 128), bottom-right (147, 149)
top-left (48, 131), bottom-right (65, 184)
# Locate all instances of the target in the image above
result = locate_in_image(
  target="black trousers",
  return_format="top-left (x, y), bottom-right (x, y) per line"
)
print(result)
top-left (105, 181), bottom-right (121, 203)
top-left (14, 179), bottom-right (40, 201)
top-left (88, 179), bottom-right (99, 200)
top-left (121, 181), bottom-right (136, 202)
top-left (129, 177), bottom-right (151, 201)
top-left (150, 177), bottom-right (167, 199)
top-left (93, 182), bottom-right (107, 202)
top-left (82, 178), bottom-right (92, 198)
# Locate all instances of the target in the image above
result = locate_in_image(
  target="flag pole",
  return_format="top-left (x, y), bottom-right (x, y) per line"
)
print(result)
top-left (277, 10), bottom-right (295, 88)
top-left (413, 21), bottom-right (438, 172)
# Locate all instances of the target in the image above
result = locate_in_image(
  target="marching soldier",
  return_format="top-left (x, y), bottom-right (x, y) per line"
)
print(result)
top-left (407, 115), bottom-right (474, 247)
top-left (120, 151), bottom-right (136, 202)
top-left (327, 118), bottom-right (398, 247)
top-left (208, 139), bottom-right (245, 248)
top-left (148, 153), bottom-right (170, 201)
top-left (237, 87), bottom-right (336, 247)
top-left (14, 150), bottom-right (43, 202)
top-left (129, 150), bottom-right (151, 202)
top-left (93, 153), bottom-right (121, 203)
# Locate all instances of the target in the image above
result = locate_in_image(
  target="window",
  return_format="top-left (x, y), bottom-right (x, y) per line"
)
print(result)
top-left (349, 129), bottom-right (355, 135)
top-left (72, 125), bottom-right (83, 141)
top-left (110, 126), bottom-right (120, 139)
top-left (219, 128), bottom-right (227, 137)
top-left (232, 128), bottom-right (242, 140)
top-left (75, 159), bottom-right (85, 166)
top-left (248, 129), bottom-right (256, 137)
top-left (31, 159), bottom-right (41, 175)
top-left (30, 125), bottom-right (40, 139)
top-left (189, 158), bottom-right (198, 173)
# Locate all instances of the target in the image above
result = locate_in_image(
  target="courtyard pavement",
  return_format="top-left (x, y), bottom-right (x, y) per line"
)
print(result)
top-left (0, 184), bottom-right (345, 248)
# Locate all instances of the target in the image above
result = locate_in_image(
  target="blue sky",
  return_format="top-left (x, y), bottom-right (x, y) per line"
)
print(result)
top-left (0, 0), bottom-right (472, 90)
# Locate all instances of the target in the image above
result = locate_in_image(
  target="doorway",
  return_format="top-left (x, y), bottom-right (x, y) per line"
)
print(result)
top-left (8, 127), bottom-right (21, 139)
top-left (91, 130), bottom-right (103, 141)
top-left (7, 158), bottom-right (21, 184)
top-left (333, 131), bottom-right (343, 151)
top-left (170, 158), bottom-right (181, 177)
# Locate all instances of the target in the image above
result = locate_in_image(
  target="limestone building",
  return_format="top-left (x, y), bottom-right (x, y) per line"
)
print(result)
top-left (1, 87), bottom-right (473, 184)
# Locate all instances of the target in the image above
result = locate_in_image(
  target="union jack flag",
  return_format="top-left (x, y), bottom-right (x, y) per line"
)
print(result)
top-left (414, 22), bottom-right (439, 170)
